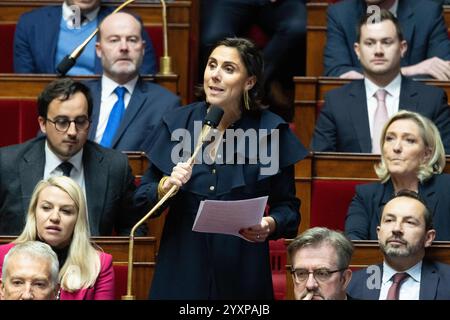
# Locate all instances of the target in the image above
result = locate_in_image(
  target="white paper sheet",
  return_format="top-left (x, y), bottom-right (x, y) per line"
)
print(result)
top-left (192, 196), bottom-right (268, 241)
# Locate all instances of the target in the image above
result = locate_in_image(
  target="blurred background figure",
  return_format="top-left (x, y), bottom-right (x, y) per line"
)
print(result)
top-left (199, 0), bottom-right (307, 122)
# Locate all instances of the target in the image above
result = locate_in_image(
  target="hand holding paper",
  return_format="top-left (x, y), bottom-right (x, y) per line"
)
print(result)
top-left (192, 196), bottom-right (268, 242)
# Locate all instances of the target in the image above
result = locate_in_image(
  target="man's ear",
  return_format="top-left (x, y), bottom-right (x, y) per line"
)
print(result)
top-left (0, 279), bottom-right (5, 300)
top-left (354, 42), bottom-right (360, 60)
top-left (38, 116), bottom-right (47, 135)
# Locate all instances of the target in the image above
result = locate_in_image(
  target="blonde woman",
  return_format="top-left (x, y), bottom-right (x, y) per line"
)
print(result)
top-left (0, 176), bottom-right (114, 299)
top-left (345, 110), bottom-right (450, 241)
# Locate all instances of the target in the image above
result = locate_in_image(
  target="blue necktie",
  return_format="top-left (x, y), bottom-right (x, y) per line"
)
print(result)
top-left (100, 86), bottom-right (126, 147)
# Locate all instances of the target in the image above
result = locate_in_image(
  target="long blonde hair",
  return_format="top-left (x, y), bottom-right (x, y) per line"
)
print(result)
top-left (14, 176), bottom-right (101, 292)
top-left (375, 110), bottom-right (445, 183)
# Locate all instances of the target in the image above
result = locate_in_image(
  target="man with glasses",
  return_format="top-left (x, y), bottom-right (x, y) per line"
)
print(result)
top-left (0, 78), bottom-right (145, 236)
top-left (287, 227), bottom-right (354, 300)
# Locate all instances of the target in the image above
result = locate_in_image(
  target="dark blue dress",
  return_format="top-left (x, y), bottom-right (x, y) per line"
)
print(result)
top-left (135, 102), bottom-right (308, 299)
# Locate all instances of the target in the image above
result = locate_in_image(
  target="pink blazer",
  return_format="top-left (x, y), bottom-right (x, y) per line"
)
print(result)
top-left (0, 243), bottom-right (115, 300)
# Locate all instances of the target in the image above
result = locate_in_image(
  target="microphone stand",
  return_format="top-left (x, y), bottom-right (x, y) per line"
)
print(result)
top-left (158, 0), bottom-right (173, 75)
top-left (122, 122), bottom-right (219, 300)
top-left (56, 0), bottom-right (136, 76)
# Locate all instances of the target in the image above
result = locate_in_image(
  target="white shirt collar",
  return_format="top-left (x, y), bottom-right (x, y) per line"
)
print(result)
top-left (390, 0), bottom-right (399, 17)
top-left (62, 2), bottom-right (100, 26)
top-left (382, 260), bottom-right (422, 284)
top-left (45, 140), bottom-right (84, 174)
top-left (101, 74), bottom-right (138, 101)
top-left (364, 73), bottom-right (402, 100)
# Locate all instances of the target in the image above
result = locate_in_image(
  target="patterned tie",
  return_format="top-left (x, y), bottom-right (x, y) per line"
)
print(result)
top-left (386, 272), bottom-right (409, 300)
top-left (100, 86), bottom-right (126, 148)
top-left (58, 162), bottom-right (73, 177)
top-left (372, 89), bottom-right (388, 154)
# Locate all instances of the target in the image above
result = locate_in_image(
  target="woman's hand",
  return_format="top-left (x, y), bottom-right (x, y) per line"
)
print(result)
top-left (162, 162), bottom-right (193, 193)
top-left (239, 216), bottom-right (276, 242)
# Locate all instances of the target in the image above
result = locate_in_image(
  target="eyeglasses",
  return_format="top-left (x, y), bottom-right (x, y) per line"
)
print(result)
top-left (291, 268), bottom-right (346, 283)
top-left (46, 116), bottom-right (91, 132)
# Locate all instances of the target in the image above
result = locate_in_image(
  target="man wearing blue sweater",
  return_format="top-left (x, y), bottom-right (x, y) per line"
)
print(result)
top-left (14, 0), bottom-right (157, 75)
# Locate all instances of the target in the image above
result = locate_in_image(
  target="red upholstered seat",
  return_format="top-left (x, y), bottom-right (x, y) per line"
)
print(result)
top-left (0, 24), bottom-right (15, 73)
top-left (270, 239), bottom-right (287, 300)
top-left (0, 99), bottom-right (39, 147)
top-left (113, 264), bottom-right (128, 300)
top-left (310, 179), bottom-right (370, 231)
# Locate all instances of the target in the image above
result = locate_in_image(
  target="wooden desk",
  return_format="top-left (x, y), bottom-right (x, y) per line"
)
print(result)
top-left (285, 240), bottom-right (450, 300)
top-left (0, 0), bottom-right (192, 103)
top-left (0, 74), bottom-right (178, 99)
top-left (0, 236), bottom-right (156, 300)
top-left (305, 2), bottom-right (450, 77)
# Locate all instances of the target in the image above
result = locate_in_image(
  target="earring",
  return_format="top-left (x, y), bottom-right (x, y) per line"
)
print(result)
top-left (243, 90), bottom-right (250, 110)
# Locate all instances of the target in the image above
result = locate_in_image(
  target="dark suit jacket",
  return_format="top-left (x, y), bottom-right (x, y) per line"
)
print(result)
top-left (85, 78), bottom-right (181, 152)
top-left (345, 174), bottom-right (450, 241)
top-left (14, 5), bottom-right (157, 74)
top-left (324, 0), bottom-right (450, 77)
top-left (311, 77), bottom-right (450, 153)
top-left (0, 136), bottom-right (145, 236)
top-left (348, 260), bottom-right (450, 300)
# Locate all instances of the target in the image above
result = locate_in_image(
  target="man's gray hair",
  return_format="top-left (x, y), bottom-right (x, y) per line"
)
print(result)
top-left (2, 241), bottom-right (59, 288)
top-left (287, 227), bottom-right (354, 269)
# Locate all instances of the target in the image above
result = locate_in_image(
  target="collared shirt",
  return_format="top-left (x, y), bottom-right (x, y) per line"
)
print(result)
top-left (379, 260), bottom-right (422, 300)
top-left (95, 75), bottom-right (138, 143)
top-left (389, 0), bottom-right (399, 16)
top-left (62, 1), bottom-right (100, 28)
top-left (364, 73), bottom-right (402, 139)
top-left (43, 141), bottom-right (88, 221)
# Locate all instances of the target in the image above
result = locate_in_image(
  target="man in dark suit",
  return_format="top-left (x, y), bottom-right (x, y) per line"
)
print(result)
top-left (312, 9), bottom-right (450, 153)
top-left (85, 11), bottom-right (180, 151)
top-left (14, 0), bottom-right (157, 75)
top-left (348, 190), bottom-right (450, 300)
top-left (0, 78), bottom-right (145, 236)
top-left (287, 227), bottom-right (354, 300)
top-left (324, 0), bottom-right (450, 80)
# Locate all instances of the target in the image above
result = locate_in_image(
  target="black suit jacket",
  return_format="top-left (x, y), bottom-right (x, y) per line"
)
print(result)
top-left (348, 260), bottom-right (450, 300)
top-left (311, 77), bottom-right (450, 153)
top-left (0, 137), bottom-right (144, 236)
top-left (85, 78), bottom-right (181, 152)
top-left (345, 174), bottom-right (450, 241)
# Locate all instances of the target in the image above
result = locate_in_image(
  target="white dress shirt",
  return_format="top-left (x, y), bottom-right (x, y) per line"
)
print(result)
top-left (379, 260), bottom-right (422, 300)
top-left (94, 75), bottom-right (138, 144)
top-left (62, 1), bottom-right (100, 28)
top-left (365, 73), bottom-right (402, 140)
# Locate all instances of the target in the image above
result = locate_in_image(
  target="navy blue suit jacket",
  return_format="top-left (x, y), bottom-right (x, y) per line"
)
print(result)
top-left (345, 174), bottom-right (450, 241)
top-left (85, 78), bottom-right (180, 152)
top-left (311, 77), bottom-right (450, 153)
top-left (0, 137), bottom-right (145, 236)
top-left (348, 260), bottom-right (450, 300)
top-left (14, 5), bottom-right (157, 74)
top-left (324, 0), bottom-right (450, 77)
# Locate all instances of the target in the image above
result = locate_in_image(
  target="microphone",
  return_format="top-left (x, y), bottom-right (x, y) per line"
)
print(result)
top-left (122, 106), bottom-right (224, 300)
top-left (56, 0), bottom-right (136, 76)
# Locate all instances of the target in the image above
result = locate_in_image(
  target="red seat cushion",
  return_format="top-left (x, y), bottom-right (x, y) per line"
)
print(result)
top-left (0, 99), bottom-right (39, 147)
top-left (0, 24), bottom-right (15, 73)
top-left (310, 180), bottom-right (369, 230)
top-left (113, 265), bottom-right (128, 300)
top-left (270, 239), bottom-right (287, 300)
